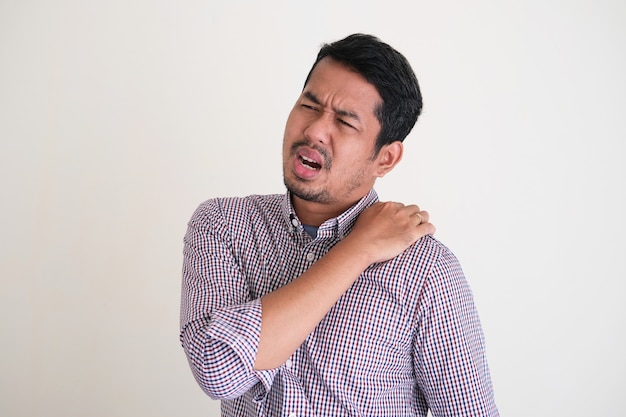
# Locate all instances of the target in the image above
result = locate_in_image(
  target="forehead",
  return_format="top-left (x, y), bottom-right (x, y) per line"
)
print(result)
top-left (304, 57), bottom-right (382, 117)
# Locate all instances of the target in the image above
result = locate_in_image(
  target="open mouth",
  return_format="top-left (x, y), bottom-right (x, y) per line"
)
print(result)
top-left (299, 155), bottom-right (321, 170)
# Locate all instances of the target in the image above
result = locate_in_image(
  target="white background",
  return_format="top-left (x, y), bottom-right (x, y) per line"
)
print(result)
top-left (1, 1), bottom-right (625, 416)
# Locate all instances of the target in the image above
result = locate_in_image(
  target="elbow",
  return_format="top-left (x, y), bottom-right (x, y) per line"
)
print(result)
top-left (180, 321), bottom-right (261, 400)
top-left (181, 334), bottom-right (257, 400)
top-left (190, 359), bottom-right (255, 400)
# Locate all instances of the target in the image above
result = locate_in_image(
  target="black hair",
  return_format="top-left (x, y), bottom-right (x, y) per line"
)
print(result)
top-left (304, 33), bottom-right (423, 154)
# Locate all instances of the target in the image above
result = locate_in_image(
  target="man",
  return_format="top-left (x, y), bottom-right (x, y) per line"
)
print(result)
top-left (180, 34), bottom-right (498, 416)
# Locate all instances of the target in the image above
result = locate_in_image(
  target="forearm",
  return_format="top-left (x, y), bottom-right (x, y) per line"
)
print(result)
top-left (254, 236), bottom-right (372, 370)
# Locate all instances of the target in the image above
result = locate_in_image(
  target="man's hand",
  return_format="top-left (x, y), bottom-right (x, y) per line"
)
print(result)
top-left (346, 202), bottom-right (435, 264)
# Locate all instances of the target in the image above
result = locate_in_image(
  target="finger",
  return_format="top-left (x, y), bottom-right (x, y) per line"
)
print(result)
top-left (404, 206), bottom-right (425, 224)
top-left (417, 223), bottom-right (437, 236)
top-left (417, 222), bottom-right (436, 236)
top-left (417, 210), bottom-right (429, 224)
top-left (402, 204), bottom-right (421, 215)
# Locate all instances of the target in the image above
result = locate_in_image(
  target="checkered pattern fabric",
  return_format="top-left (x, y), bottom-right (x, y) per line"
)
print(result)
top-left (180, 190), bottom-right (498, 416)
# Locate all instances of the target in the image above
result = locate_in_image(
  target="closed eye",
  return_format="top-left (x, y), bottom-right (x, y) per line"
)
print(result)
top-left (337, 118), bottom-right (356, 130)
top-left (301, 104), bottom-right (318, 111)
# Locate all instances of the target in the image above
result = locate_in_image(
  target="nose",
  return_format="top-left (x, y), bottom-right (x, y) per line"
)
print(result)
top-left (303, 111), bottom-right (333, 145)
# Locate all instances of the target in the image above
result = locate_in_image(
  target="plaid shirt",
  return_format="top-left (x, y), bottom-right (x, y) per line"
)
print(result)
top-left (180, 190), bottom-right (498, 416)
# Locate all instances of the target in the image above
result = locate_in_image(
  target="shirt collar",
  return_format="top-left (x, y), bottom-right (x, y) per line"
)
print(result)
top-left (282, 189), bottom-right (379, 239)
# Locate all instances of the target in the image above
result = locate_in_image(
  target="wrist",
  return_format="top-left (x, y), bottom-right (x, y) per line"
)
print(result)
top-left (333, 235), bottom-right (376, 269)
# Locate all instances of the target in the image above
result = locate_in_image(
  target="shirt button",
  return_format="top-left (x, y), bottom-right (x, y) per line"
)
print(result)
top-left (285, 358), bottom-right (292, 369)
top-left (288, 413), bottom-right (297, 417)
top-left (306, 252), bottom-right (315, 261)
top-left (291, 218), bottom-right (299, 227)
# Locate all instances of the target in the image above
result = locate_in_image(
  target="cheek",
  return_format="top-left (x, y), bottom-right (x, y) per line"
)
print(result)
top-left (336, 144), bottom-right (369, 164)
top-left (284, 107), bottom-right (302, 131)
top-left (282, 113), bottom-right (297, 148)
top-left (336, 150), bottom-right (377, 176)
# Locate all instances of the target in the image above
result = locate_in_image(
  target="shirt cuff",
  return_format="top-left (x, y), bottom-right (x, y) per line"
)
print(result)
top-left (207, 298), bottom-right (278, 396)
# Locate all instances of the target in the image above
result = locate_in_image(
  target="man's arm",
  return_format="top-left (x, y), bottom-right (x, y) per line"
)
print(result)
top-left (254, 201), bottom-right (434, 369)
top-left (413, 247), bottom-right (499, 416)
top-left (180, 200), bottom-right (268, 399)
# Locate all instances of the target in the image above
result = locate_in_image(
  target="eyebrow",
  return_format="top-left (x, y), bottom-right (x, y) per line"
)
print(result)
top-left (303, 91), bottom-right (362, 123)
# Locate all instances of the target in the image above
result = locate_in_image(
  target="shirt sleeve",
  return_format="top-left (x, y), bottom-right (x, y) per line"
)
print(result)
top-left (179, 200), bottom-right (277, 400)
top-left (413, 246), bottom-right (499, 416)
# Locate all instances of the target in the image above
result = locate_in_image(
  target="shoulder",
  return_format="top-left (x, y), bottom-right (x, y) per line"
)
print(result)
top-left (187, 194), bottom-right (287, 245)
top-left (391, 234), bottom-right (462, 278)
top-left (388, 235), bottom-right (469, 301)
top-left (409, 235), bottom-right (475, 309)
top-left (360, 235), bottom-right (463, 309)
top-left (190, 194), bottom-right (284, 224)
top-left (414, 235), bottom-right (463, 275)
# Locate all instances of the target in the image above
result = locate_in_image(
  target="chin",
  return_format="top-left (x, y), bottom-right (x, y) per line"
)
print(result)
top-left (284, 177), bottom-right (331, 204)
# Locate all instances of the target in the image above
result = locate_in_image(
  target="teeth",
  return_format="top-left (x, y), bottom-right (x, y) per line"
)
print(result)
top-left (300, 155), bottom-right (320, 170)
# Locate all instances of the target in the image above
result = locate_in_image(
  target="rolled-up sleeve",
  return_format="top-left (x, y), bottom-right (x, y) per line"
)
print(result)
top-left (180, 200), bottom-right (277, 400)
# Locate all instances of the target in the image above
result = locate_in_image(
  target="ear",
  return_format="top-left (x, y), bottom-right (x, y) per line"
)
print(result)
top-left (374, 141), bottom-right (403, 177)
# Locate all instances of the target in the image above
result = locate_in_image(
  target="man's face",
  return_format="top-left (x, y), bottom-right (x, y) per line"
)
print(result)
top-left (282, 57), bottom-right (386, 208)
